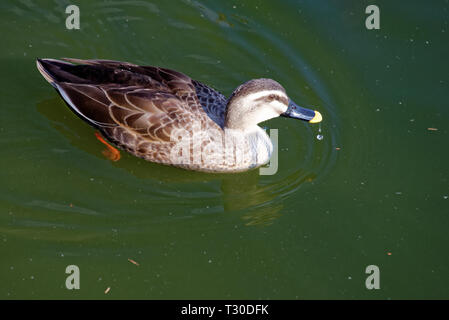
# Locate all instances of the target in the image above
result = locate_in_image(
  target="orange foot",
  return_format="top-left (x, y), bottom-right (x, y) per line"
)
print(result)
top-left (95, 131), bottom-right (121, 161)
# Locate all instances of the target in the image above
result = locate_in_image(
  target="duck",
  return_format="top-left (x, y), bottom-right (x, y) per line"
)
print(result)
top-left (36, 58), bottom-right (322, 173)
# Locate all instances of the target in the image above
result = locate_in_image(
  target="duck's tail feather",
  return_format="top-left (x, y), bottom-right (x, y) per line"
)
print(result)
top-left (36, 58), bottom-right (90, 86)
top-left (36, 58), bottom-right (116, 129)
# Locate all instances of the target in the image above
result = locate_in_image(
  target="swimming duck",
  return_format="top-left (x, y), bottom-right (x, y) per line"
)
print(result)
top-left (36, 58), bottom-right (322, 173)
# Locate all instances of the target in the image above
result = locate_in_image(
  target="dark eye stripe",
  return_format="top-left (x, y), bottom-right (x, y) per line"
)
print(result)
top-left (255, 94), bottom-right (288, 105)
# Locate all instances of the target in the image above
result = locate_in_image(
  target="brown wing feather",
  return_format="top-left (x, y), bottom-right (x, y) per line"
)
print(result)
top-left (36, 58), bottom-right (222, 165)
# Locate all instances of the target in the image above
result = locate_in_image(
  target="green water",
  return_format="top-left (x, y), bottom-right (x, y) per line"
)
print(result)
top-left (1, 0), bottom-right (448, 299)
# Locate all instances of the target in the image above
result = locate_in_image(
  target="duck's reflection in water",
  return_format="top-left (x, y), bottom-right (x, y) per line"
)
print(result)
top-left (37, 98), bottom-right (315, 226)
top-left (220, 171), bottom-right (282, 226)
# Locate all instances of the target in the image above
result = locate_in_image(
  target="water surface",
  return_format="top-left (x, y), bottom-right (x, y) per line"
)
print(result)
top-left (0, 0), bottom-right (448, 299)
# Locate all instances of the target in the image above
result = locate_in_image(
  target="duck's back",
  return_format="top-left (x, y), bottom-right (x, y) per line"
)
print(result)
top-left (37, 58), bottom-right (232, 171)
top-left (192, 79), bottom-right (227, 128)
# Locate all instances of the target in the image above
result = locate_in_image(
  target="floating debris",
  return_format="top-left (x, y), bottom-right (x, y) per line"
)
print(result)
top-left (217, 13), bottom-right (234, 27)
top-left (387, 252), bottom-right (392, 256)
top-left (104, 287), bottom-right (111, 294)
top-left (427, 128), bottom-right (438, 131)
top-left (128, 258), bottom-right (140, 266)
top-left (335, 147), bottom-right (341, 150)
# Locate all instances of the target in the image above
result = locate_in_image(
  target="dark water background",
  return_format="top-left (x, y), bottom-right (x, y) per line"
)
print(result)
top-left (0, 0), bottom-right (448, 299)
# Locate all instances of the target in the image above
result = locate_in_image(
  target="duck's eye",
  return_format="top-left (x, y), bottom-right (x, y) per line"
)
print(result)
top-left (267, 94), bottom-right (276, 101)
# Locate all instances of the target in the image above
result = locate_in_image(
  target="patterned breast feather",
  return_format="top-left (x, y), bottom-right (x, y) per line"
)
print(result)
top-left (42, 58), bottom-right (228, 169)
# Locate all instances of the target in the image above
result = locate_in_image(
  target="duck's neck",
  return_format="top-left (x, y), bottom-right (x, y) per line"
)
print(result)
top-left (224, 99), bottom-right (256, 130)
top-left (224, 126), bottom-right (273, 168)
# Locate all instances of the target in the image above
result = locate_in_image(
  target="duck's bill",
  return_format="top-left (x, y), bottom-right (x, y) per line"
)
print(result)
top-left (281, 100), bottom-right (322, 123)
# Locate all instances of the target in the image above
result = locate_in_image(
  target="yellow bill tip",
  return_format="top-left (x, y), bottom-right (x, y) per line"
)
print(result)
top-left (309, 111), bottom-right (322, 123)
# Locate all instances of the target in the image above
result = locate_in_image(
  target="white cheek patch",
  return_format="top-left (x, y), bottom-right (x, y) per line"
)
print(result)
top-left (240, 91), bottom-right (289, 124)
top-left (251, 101), bottom-right (286, 124)
top-left (230, 89), bottom-right (289, 127)
top-left (269, 100), bottom-right (288, 114)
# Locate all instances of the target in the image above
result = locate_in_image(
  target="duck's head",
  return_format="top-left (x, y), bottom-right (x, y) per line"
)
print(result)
top-left (225, 78), bottom-right (322, 130)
